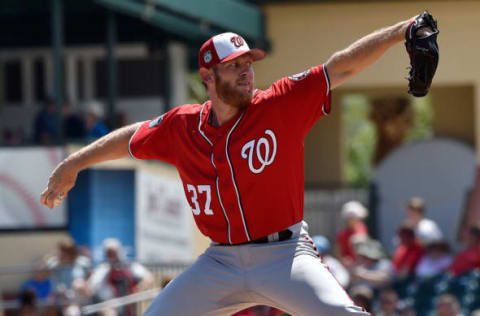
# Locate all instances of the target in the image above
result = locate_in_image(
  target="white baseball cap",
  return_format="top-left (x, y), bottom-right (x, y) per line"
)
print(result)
top-left (198, 32), bottom-right (266, 69)
top-left (341, 201), bottom-right (368, 219)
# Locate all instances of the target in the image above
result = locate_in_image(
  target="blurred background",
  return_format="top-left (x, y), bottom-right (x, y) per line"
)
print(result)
top-left (0, 0), bottom-right (479, 315)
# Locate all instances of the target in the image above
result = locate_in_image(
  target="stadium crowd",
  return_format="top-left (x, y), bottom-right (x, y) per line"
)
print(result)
top-left (235, 197), bottom-right (480, 316)
top-left (1, 98), bottom-right (115, 147)
top-left (15, 238), bottom-right (153, 316)
top-left (311, 197), bottom-right (478, 316)
top-left (12, 196), bottom-right (480, 316)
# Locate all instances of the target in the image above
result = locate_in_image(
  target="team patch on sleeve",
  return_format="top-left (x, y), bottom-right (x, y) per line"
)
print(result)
top-left (149, 114), bottom-right (164, 128)
top-left (288, 68), bottom-right (311, 81)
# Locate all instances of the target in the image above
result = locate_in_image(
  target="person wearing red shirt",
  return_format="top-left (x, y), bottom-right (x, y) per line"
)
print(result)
top-left (392, 224), bottom-right (424, 277)
top-left (41, 14), bottom-right (425, 316)
top-left (337, 201), bottom-right (369, 265)
top-left (449, 224), bottom-right (480, 277)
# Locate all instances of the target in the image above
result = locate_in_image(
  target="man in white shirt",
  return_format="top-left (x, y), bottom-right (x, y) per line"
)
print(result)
top-left (87, 238), bottom-right (153, 310)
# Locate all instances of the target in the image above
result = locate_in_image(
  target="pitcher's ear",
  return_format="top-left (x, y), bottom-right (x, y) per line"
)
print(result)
top-left (199, 68), bottom-right (213, 84)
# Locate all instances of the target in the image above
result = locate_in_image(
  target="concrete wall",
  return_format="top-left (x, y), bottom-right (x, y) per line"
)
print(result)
top-left (255, 0), bottom-right (479, 184)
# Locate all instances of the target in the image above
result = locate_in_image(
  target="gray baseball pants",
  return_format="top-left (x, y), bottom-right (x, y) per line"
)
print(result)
top-left (144, 221), bottom-right (369, 316)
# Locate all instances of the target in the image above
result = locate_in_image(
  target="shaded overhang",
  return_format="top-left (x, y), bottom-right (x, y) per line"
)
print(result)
top-left (94, 0), bottom-right (267, 48)
top-left (0, 0), bottom-right (267, 49)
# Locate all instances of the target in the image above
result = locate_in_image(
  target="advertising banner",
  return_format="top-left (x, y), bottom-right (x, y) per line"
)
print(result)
top-left (0, 147), bottom-right (66, 229)
top-left (136, 170), bottom-right (193, 264)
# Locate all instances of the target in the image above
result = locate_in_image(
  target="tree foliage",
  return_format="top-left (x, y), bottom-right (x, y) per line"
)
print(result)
top-left (343, 94), bottom-right (433, 187)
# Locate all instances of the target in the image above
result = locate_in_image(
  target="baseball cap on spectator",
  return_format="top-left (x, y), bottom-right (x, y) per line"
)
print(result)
top-left (85, 100), bottom-right (105, 119)
top-left (198, 32), bottom-right (266, 69)
top-left (341, 201), bottom-right (368, 219)
top-left (355, 239), bottom-right (385, 260)
top-left (103, 238), bottom-right (126, 261)
top-left (406, 196), bottom-right (426, 212)
top-left (350, 285), bottom-right (374, 301)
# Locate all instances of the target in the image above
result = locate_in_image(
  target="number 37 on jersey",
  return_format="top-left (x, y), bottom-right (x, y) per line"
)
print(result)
top-left (186, 184), bottom-right (214, 216)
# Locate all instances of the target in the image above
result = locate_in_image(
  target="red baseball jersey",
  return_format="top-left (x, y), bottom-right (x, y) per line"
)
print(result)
top-left (129, 64), bottom-right (331, 244)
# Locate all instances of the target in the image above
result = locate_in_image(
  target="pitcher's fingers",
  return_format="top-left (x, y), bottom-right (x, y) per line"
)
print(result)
top-left (40, 188), bottom-right (51, 206)
top-left (45, 191), bottom-right (59, 209)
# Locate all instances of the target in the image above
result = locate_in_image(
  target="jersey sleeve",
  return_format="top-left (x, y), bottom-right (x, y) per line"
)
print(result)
top-left (267, 64), bottom-right (331, 137)
top-left (128, 109), bottom-right (177, 164)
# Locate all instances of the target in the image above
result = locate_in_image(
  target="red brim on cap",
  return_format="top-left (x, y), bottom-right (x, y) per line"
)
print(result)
top-left (220, 48), bottom-right (266, 64)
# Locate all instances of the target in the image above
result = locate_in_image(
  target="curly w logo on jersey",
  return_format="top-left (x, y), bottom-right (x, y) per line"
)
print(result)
top-left (241, 129), bottom-right (277, 174)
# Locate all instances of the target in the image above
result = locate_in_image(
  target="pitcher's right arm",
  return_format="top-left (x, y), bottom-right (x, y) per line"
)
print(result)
top-left (40, 122), bottom-right (142, 209)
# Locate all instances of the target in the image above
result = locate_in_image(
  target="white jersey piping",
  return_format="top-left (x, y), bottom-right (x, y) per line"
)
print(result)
top-left (322, 65), bottom-right (331, 116)
top-left (211, 154), bottom-right (231, 244)
top-left (225, 111), bottom-right (251, 241)
top-left (198, 103), bottom-right (232, 244)
top-left (198, 104), bottom-right (213, 146)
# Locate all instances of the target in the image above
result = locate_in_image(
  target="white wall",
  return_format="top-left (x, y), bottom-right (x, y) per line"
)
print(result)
top-left (373, 138), bottom-right (476, 251)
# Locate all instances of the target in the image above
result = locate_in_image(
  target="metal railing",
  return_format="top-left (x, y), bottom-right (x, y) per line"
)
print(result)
top-left (0, 262), bottom-right (189, 315)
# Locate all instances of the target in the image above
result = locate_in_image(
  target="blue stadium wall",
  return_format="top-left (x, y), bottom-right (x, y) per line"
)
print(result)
top-left (68, 169), bottom-right (135, 262)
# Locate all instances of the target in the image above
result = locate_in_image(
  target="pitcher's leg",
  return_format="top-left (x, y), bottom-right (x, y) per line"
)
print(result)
top-left (144, 253), bottom-right (251, 316)
top-left (251, 241), bottom-right (370, 316)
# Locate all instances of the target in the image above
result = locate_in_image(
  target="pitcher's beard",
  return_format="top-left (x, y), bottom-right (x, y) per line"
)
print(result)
top-left (215, 74), bottom-right (252, 109)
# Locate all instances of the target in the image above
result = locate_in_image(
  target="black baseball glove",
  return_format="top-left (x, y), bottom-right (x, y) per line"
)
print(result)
top-left (405, 11), bottom-right (439, 97)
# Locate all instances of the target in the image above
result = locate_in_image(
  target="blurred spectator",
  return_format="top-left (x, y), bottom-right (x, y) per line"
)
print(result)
top-left (87, 238), bottom-right (153, 316)
top-left (449, 224), bottom-right (480, 277)
top-left (46, 238), bottom-right (91, 301)
top-left (349, 239), bottom-right (393, 291)
top-left (312, 235), bottom-right (350, 287)
top-left (415, 240), bottom-right (453, 279)
top-left (392, 224), bottom-right (424, 278)
top-left (84, 101), bottom-right (109, 140)
top-left (349, 285), bottom-right (374, 313)
top-left (18, 289), bottom-right (39, 316)
top-left (336, 201), bottom-right (369, 265)
top-left (435, 294), bottom-right (464, 316)
top-left (20, 264), bottom-right (53, 303)
top-left (405, 197), bottom-right (443, 245)
top-left (34, 97), bottom-right (59, 145)
top-left (62, 304), bottom-right (82, 316)
top-left (63, 102), bottom-right (85, 141)
top-left (374, 288), bottom-right (400, 316)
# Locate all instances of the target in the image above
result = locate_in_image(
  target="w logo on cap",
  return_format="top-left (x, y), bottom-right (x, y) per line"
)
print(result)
top-left (230, 36), bottom-right (244, 48)
top-left (198, 32), bottom-right (266, 69)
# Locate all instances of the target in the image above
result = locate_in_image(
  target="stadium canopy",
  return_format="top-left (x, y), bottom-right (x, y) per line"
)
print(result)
top-left (0, 0), bottom-right (267, 49)
top-left (94, 0), bottom-right (266, 46)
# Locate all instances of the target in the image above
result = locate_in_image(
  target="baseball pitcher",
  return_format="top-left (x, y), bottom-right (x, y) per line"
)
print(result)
top-left (41, 12), bottom-right (438, 316)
